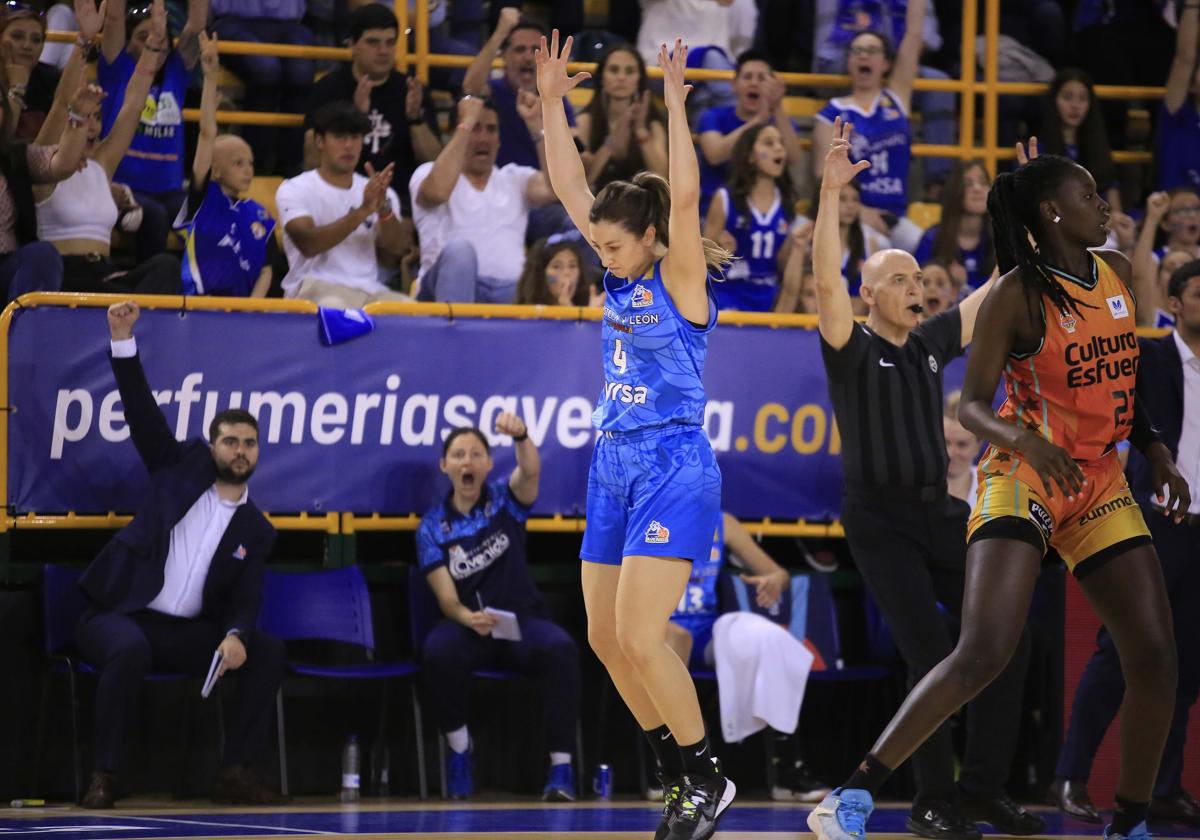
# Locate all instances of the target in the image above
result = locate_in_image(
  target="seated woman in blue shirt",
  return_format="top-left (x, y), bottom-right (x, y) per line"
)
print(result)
top-left (913, 160), bottom-right (995, 292)
top-left (415, 416), bottom-right (581, 803)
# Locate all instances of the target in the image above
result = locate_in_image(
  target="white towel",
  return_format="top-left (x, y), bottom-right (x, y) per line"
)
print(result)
top-left (712, 612), bottom-right (815, 744)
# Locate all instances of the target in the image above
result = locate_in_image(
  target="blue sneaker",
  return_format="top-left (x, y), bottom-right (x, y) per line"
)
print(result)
top-left (542, 762), bottom-right (576, 802)
top-left (808, 787), bottom-right (874, 840)
top-left (1103, 821), bottom-right (1151, 840)
top-left (446, 747), bottom-right (473, 799)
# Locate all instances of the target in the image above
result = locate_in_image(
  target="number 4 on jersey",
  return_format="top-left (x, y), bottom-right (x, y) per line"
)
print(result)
top-left (613, 338), bottom-right (628, 374)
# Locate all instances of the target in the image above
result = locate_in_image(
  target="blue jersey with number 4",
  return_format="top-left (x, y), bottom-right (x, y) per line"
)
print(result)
top-left (593, 261), bottom-right (717, 433)
top-left (715, 186), bottom-right (790, 312)
top-left (816, 89), bottom-right (911, 215)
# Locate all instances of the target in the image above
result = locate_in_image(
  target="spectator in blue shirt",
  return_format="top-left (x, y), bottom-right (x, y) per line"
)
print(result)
top-left (912, 160), bottom-right (994, 292)
top-left (416, 417), bottom-right (581, 803)
top-left (98, 0), bottom-right (206, 263)
top-left (1159, 2), bottom-right (1200, 192)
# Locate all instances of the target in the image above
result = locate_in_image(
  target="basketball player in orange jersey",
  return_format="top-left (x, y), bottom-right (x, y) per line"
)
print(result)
top-left (807, 150), bottom-right (1192, 840)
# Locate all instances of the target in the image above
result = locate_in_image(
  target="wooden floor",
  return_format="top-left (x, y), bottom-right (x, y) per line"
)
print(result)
top-left (1, 798), bottom-right (1198, 839)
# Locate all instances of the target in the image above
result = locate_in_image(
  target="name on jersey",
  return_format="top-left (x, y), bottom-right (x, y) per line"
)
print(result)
top-left (447, 531), bottom-right (510, 580)
top-left (604, 306), bottom-right (660, 333)
top-left (604, 381), bottom-right (649, 404)
top-left (1064, 332), bottom-right (1139, 388)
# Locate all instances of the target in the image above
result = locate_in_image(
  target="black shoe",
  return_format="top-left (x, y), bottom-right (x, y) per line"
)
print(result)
top-left (1151, 789), bottom-right (1200, 828)
top-left (959, 788), bottom-right (1045, 836)
top-left (1045, 777), bottom-right (1102, 824)
top-left (654, 773), bottom-right (684, 840)
top-left (772, 759), bottom-right (833, 803)
top-left (906, 801), bottom-right (983, 840)
top-left (666, 759), bottom-right (737, 840)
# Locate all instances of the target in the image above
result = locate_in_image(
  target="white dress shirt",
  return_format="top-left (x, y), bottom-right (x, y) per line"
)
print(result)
top-left (112, 336), bottom-right (250, 616)
top-left (1172, 331), bottom-right (1200, 515)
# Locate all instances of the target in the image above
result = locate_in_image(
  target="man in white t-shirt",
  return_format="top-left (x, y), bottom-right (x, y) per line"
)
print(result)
top-left (410, 96), bottom-right (557, 303)
top-left (276, 102), bottom-right (414, 308)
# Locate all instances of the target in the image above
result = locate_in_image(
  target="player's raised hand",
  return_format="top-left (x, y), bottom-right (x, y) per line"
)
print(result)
top-left (108, 300), bottom-right (140, 340)
top-left (821, 117), bottom-right (870, 191)
top-left (535, 30), bottom-right (590, 101)
top-left (1015, 136), bottom-right (1038, 166)
top-left (658, 39), bottom-right (691, 112)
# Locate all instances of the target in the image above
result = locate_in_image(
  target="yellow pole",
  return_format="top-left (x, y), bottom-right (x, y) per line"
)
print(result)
top-left (414, 0), bottom-right (429, 84)
top-left (395, 0), bottom-right (409, 73)
top-left (958, 0), bottom-right (977, 160)
top-left (983, 0), bottom-right (1000, 176)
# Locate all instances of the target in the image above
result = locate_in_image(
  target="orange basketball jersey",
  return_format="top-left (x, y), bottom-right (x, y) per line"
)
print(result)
top-left (998, 253), bottom-right (1140, 462)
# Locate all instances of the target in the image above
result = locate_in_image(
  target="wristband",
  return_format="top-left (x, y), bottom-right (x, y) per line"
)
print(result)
top-left (456, 122), bottom-right (473, 132)
top-left (76, 34), bottom-right (93, 47)
top-left (378, 206), bottom-right (395, 221)
top-left (67, 108), bottom-right (88, 127)
top-left (407, 114), bottom-right (425, 125)
top-left (512, 430), bottom-right (529, 442)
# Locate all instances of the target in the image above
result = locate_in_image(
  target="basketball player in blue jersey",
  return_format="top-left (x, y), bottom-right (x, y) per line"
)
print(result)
top-left (538, 31), bottom-right (736, 840)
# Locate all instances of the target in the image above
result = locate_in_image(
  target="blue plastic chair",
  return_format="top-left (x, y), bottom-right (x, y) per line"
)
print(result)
top-left (259, 566), bottom-right (428, 799)
top-left (34, 563), bottom-right (213, 802)
top-left (406, 564), bottom-right (584, 799)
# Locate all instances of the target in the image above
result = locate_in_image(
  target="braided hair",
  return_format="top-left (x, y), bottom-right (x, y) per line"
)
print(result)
top-left (986, 154), bottom-right (1092, 317)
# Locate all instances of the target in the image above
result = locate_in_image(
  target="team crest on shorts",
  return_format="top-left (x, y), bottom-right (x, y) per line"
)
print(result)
top-left (631, 284), bottom-right (654, 308)
top-left (928, 355), bottom-right (938, 373)
top-left (645, 520), bottom-right (670, 544)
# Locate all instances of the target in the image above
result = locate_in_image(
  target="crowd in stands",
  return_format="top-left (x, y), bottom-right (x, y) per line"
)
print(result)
top-left (0, 0), bottom-right (1197, 315)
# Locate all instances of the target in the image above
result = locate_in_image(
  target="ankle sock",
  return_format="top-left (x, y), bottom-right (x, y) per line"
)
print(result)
top-left (1112, 795), bottom-right (1148, 836)
top-left (643, 724), bottom-right (685, 777)
top-left (842, 753), bottom-right (893, 796)
top-left (678, 735), bottom-right (716, 779)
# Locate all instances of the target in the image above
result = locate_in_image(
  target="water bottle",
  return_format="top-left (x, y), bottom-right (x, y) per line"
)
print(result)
top-left (341, 734), bottom-right (361, 802)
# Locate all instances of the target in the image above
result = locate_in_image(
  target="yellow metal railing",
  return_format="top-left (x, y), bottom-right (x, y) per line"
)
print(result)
top-left (43, 0), bottom-right (1159, 167)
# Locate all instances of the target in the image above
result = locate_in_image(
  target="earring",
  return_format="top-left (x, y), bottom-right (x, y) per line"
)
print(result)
top-left (1053, 215), bottom-right (1061, 224)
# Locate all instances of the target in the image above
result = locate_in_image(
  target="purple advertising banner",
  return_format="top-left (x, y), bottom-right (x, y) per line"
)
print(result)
top-left (7, 306), bottom-right (964, 519)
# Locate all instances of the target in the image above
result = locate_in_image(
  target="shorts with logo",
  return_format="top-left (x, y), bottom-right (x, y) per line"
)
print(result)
top-left (581, 424), bottom-right (722, 565)
top-left (966, 446), bottom-right (1151, 578)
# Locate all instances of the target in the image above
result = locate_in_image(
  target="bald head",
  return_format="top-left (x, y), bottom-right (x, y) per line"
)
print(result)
top-left (860, 248), bottom-right (920, 288)
top-left (210, 134), bottom-right (255, 195)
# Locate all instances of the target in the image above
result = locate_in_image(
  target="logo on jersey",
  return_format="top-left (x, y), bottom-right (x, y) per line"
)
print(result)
top-left (1106, 294), bottom-right (1130, 320)
top-left (631, 284), bottom-right (654, 308)
top-left (1027, 500), bottom-right (1054, 542)
top-left (604, 381), bottom-right (649, 404)
top-left (1064, 333), bottom-right (1139, 387)
top-left (447, 531), bottom-right (511, 580)
top-left (645, 520), bottom-right (670, 544)
top-left (250, 221), bottom-right (267, 240)
top-left (928, 355), bottom-right (938, 373)
top-left (1059, 313), bottom-right (1077, 334)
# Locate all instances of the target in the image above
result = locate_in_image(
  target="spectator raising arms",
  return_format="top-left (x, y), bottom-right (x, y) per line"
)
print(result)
top-left (1159, 2), bottom-right (1200, 192)
top-left (175, 31), bottom-right (276, 298)
top-left (576, 44), bottom-right (667, 191)
top-left (1039, 69), bottom-right (1119, 211)
top-left (276, 102), bottom-right (413, 307)
top-left (514, 233), bottom-right (595, 306)
top-left (813, 0), bottom-right (925, 231)
top-left (100, 0), bottom-right (207, 263)
top-left (35, 0), bottom-right (181, 296)
top-left (703, 122), bottom-right (802, 312)
top-left (913, 160), bottom-right (995, 292)
top-left (1133, 191), bottom-right (1198, 329)
top-left (305, 4), bottom-right (441, 218)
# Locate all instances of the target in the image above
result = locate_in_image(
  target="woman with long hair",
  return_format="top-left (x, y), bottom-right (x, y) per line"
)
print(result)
top-left (913, 160), bottom-right (995, 291)
top-left (576, 43), bottom-right (668, 191)
top-left (808, 149), bottom-right (1190, 840)
top-left (702, 121), bottom-right (798, 311)
top-left (1039, 68), bottom-right (1120, 211)
top-left (538, 30), bottom-right (736, 840)
top-left (514, 233), bottom-right (595, 305)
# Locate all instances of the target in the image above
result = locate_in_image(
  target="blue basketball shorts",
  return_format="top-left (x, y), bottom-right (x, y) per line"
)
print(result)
top-left (580, 424), bottom-right (722, 565)
top-left (671, 613), bottom-right (717, 669)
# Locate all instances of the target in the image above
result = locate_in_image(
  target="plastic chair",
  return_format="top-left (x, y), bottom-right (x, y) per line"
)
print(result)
top-left (406, 565), bottom-right (584, 799)
top-left (33, 563), bottom-right (217, 802)
top-left (259, 566), bottom-right (428, 799)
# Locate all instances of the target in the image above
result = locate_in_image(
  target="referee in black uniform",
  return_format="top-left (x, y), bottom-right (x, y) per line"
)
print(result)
top-left (812, 119), bottom-right (1043, 839)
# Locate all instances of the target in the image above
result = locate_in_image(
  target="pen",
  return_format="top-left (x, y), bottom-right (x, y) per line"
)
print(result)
top-left (477, 593), bottom-right (484, 611)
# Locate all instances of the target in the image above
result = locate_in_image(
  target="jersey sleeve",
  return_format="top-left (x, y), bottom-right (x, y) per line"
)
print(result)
top-left (499, 478), bottom-right (532, 521)
top-left (415, 514), bottom-right (446, 572)
top-left (697, 106), bottom-right (724, 134)
top-left (913, 307), bottom-right (963, 363)
top-left (274, 177), bottom-right (311, 226)
top-left (815, 99), bottom-right (840, 126)
top-left (819, 322), bottom-right (871, 378)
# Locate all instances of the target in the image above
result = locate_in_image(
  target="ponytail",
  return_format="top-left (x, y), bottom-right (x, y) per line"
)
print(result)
top-left (986, 157), bottom-right (1091, 317)
top-left (591, 172), bottom-right (735, 275)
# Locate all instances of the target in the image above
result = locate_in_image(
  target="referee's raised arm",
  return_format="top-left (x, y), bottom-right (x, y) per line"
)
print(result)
top-left (813, 117), bottom-right (871, 350)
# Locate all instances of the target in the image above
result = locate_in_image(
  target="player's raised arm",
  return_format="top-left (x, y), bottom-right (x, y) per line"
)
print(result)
top-left (536, 31), bottom-right (595, 242)
top-left (814, 118), bottom-right (870, 350)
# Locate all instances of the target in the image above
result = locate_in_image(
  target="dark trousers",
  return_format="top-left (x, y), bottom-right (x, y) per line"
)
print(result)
top-left (0, 241), bottom-right (62, 302)
top-left (1055, 500), bottom-right (1200, 798)
top-left (75, 607), bottom-right (285, 772)
top-left (62, 253), bottom-right (182, 296)
top-left (421, 614), bottom-right (580, 755)
top-left (842, 491), bottom-right (1031, 803)
top-left (131, 189), bottom-right (187, 263)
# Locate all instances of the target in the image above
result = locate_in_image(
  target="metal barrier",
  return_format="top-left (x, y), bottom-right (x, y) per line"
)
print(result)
top-left (42, 0), bottom-right (1162, 169)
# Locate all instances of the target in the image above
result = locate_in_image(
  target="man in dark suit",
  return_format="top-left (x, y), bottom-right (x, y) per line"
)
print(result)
top-left (75, 301), bottom-right (285, 809)
top-left (1048, 260), bottom-right (1200, 828)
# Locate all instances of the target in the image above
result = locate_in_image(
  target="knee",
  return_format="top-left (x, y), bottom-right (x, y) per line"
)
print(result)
top-left (19, 242), bottom-right (63, 290)
top-left (615, 623), bottom-right (660, 671)
top-left (106, 636), bottom-right (152, 677)
top-left (1125, 643), bottom-right (1178, 698)
top-left (440, 239), bottom-right (479, 270)
top-left (950, 634), bottom-right (1021, 694)
top-left (587, 622), bottom-right (623, 669)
